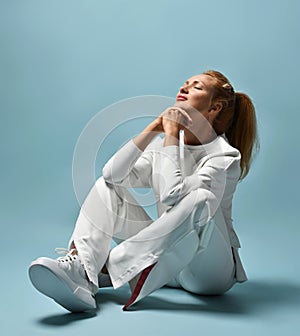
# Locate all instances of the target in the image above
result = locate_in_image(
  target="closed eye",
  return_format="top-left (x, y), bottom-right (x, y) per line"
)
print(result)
top-left (194, 87), bottom-right (202, 90)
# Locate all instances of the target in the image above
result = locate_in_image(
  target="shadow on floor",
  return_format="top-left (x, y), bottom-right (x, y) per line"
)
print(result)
top-left (97, 278), bottom-right (300, 315)
top-left (37, 278), bottom-right (300, 326)
top-left (38, 311), bottom-right (97, 326)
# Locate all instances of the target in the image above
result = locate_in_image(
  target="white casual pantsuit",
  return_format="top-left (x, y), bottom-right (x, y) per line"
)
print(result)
top-left (68, 133), bottom-right (247, 305)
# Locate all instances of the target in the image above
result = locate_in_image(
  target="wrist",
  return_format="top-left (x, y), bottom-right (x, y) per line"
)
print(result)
top-left (163, 128), bottom-right (180, 147)
top-left (164, 127), bottom-right (180, 136)
top-left (145, 119), bottom-right (163, 133)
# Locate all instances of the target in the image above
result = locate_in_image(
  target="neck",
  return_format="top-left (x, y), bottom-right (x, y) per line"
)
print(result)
top-left (183, 128), bottom-right (217, 145)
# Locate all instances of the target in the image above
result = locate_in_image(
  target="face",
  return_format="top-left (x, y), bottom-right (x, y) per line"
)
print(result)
top-left (176, 74), bottom-right (215, 113)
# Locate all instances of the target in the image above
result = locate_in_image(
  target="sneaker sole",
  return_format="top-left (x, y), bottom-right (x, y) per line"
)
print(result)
top-left (29, 262), bottom-right (96, 313)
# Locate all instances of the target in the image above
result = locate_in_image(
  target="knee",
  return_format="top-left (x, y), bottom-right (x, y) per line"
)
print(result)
top-left (95, 176), bottom-right (122, 200)
top-left (172, 189), bottom-right (217, 225)
top-left (178, 189), bottom-right (218, 211)
top-left (96, 175), bottom-right (112, 189)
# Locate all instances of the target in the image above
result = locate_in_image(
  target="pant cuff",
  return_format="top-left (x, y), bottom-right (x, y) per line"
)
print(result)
top-left (106, 254), bottom-right (159, 289)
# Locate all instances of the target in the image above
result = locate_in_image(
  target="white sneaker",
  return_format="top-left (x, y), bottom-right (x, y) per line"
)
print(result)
top-left (29, 248), bottom-right (97, 312)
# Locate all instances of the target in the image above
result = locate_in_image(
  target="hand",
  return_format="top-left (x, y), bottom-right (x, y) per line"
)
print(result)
top-left (158, 106), bottom-right (193, 133)
top-left (134, 106), bottom-right (193, 151)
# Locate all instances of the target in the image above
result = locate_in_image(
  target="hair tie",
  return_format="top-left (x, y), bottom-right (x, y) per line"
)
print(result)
top-left (222, 83), bottom-right (234, 93)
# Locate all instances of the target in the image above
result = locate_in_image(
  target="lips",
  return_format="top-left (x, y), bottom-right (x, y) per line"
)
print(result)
top-left (176, 95), bottom-right (187, 101)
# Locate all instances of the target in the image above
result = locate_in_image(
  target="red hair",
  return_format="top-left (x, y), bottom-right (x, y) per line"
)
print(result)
top-left (203, 70), bottom-right (259, 180)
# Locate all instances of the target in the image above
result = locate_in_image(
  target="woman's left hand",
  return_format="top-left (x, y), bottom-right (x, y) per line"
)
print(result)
top-left (160, 107), bottom-right (193, 134)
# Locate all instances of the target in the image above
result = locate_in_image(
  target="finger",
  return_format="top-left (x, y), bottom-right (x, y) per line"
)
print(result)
top-left (177, 109), bottom-right (193, 128)
top-left (175, 107), bottom-right (193, 123)
top-left (162, 108), bottom-right (193, 128)
top-left (176, 107), bottom-right (192, 120)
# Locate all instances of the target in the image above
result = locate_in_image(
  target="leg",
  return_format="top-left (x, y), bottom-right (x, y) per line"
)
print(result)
top-left (68, 176), bottom-right (154, 288)
top-left (175, 208), bottom-right (236, 295)
top-left (106, 188), bottom-right (215, 309)
top-left (29, 176), bottom-right (153, 312)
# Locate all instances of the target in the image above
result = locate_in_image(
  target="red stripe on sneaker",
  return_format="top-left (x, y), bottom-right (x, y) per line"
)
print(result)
top-left (123, 263), bottom-right (157, 311)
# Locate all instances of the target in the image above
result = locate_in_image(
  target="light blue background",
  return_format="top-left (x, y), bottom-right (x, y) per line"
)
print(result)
top-left (1, 0), bottom-right (299, 335)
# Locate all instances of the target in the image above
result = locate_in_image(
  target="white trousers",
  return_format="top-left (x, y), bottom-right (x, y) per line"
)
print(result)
top-left (68, 176), bottom-right (236, 296)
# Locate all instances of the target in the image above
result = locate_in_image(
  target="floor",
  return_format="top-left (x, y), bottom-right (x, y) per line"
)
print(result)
top-left (1, 196), bottom-right (299, 336)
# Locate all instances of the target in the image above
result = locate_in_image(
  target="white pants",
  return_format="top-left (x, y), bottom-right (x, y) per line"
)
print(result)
top-left (68, 176), bottom-right (236, 296)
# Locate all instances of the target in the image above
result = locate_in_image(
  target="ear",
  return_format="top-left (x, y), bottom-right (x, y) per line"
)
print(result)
top-left (208, 102), bottom-right (222, 122)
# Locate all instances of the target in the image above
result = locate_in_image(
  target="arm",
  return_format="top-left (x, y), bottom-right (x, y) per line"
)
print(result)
top-left (157, 144), bottom-right (240, 208)
top-left (102, 106), bottom-right (192, 188)
top-left (157, 107), bottom-right (239, 210)
top-left (102, 119), bottom-right (161, 188)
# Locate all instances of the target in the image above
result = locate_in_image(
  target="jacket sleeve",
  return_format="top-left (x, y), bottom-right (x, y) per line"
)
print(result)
top-left (102, 139), bottom-right (153, 188)
top-left (156, 145), bottom-right (240, 210)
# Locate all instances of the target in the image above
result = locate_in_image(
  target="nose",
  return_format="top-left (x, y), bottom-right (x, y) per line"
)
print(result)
top-left (180, 84), bottom-right (188, 94)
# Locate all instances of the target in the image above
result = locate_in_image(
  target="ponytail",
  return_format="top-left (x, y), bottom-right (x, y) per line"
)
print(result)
top-left (203, 70), bottom-right (259, 180)
top-left (226, 92), bottom-right (259, 180)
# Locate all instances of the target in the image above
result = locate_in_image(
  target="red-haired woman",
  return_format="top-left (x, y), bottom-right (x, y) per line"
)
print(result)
top-left (29, 70), bottom-right (259, 312)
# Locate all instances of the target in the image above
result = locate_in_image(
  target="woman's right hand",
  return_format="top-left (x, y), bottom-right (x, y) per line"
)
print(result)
top-left (153, 106), bottom-right (193, 133)
top-left (146, 116), bottom-right (164, 133)
top-left (133, 106), bottom-right (192, 151)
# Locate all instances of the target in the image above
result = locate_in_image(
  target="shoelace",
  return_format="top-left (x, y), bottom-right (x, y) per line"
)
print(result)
top-left (55, 248), bottom-right (78, 264)
top-left (55, 248), bottom-right (93, 292)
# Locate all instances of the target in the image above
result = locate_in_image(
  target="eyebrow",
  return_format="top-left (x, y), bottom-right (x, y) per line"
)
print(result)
top-left (184, 80), bottom-right (205, 87)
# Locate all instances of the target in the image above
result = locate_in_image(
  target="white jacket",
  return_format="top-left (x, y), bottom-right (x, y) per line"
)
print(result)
top-left (102, 133), bottom-right (248, 282)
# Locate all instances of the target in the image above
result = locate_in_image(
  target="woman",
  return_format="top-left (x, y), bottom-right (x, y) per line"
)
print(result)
top-left (29, 70), bottom-right (259, 312)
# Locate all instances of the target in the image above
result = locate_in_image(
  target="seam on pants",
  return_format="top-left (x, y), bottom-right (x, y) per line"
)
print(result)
top-left (77, 211), bottom-right (115, 239)
top-left (108, 228), bottom-right (196, 289)
top-left (72, 238), bottom-right (99, 288)
top-left (108, 254), bottom-right (159, 289)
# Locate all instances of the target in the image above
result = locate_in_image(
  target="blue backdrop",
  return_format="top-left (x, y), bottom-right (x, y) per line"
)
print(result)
top-left (1, 1), bottom-right (299, 335)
